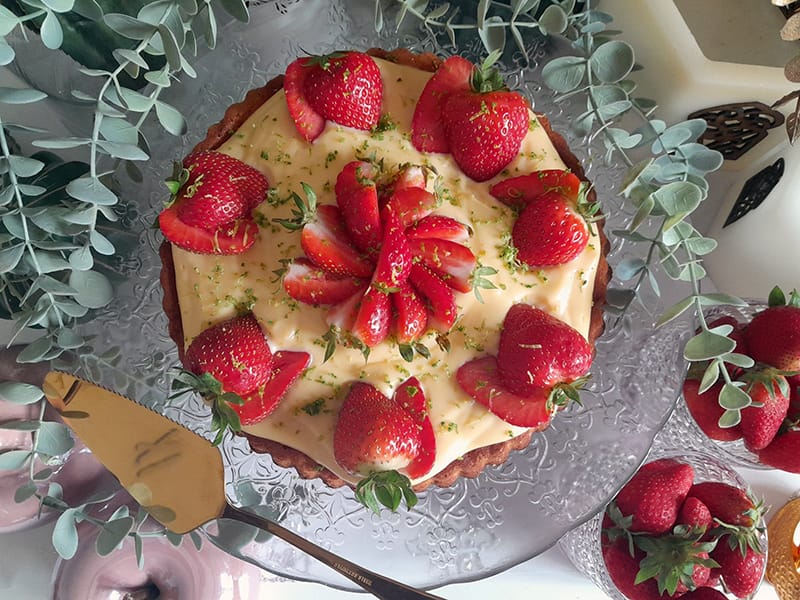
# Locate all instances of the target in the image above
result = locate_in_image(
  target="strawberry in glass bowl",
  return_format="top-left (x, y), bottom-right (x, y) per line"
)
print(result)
top-left (675, 286), bottom-right (800, 473)
top-left (559, 450), bottom-right (767, 600)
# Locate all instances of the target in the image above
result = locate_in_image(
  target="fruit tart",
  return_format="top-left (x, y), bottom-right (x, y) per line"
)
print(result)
top-left (159, 47), bottom-right (610, 503)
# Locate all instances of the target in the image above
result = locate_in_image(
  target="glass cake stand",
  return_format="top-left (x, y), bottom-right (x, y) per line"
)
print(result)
top-left (61, 0), bottom-right (695, 591)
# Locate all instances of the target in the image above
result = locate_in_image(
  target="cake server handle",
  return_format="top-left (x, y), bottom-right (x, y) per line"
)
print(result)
top-left (220, 503), bottom-right (447, 600)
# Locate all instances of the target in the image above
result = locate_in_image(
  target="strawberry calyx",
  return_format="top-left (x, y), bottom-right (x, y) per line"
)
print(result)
top-left (170, 369), bottom-right (246, 446)
top-left (469, 49), bottom-right (506, 94)
top-left (355, 470), bottom-right (418, 514)
top-left (164, 160), bottom-right (190, 204)
top-left (548, 374), bottom-right (590, 411)
top-left (604, 502), bottom-right (720, 597)
top-left (767, 284), bottom-right (800, 308)
top-left (633, 529), bottom-right (718, 596)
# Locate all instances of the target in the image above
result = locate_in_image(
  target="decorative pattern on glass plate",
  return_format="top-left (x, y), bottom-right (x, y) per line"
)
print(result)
top-left (65, 1), bottom-right (695, 590)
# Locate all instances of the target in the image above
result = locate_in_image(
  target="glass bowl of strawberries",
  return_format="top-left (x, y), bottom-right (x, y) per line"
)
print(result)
top-left (675, 287), bottom-right (800, 473)
top-left (558, 449), bottom-right (767, 600)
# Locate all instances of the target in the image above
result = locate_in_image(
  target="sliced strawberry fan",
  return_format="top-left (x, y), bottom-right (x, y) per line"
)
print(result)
top-left (278, 160), bottom-right (476, 348)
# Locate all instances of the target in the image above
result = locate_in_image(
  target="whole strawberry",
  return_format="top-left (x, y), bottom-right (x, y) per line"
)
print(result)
top-left (683, 379), bottom-right (742, 442)
top-left (602, 538), bottom-right (665, 600)
top-left (174, 151), bottom-right (268, 230)
top-left (511, 191), bottom-right (590, 267)
top-left (756, 429), bottom-right (800, 472)
top-left (738, 368), bottom-right (790, 451)
top-left (441, 51), bottom-right (529, 181)
top-left (710, 540), bottom-right (765, 598)
top-left (686, 481), bottom-right (760, 528)
top-left (299, 51), bottom-right (383, 135)
top-left (185, 314), bottom-right (273, 396)
top-left (614, 458), bottom-right (695, 534)
top-left (497, 303), bottom-right (592, 396)
top-left (744, 286), bottom-right (800, 371)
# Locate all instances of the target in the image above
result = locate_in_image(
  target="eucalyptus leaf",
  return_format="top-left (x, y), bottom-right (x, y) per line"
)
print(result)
top-left (0, 39), bottom-right (15, 66)
top-left (0, 381), bottom-right (43, 405)
top-left (66, 177), bottom-right (118, 206)
top-left (541, 56), bottom-right (586, 93)
top-left (217, 0), bottom-right (249, 22)
top-left (96, 516), bottom-right (135, 556)
top-left (538, 4), bottom-right (568, 34)
top-left (589, 40), bottom-right (634, 83)
top-left (698, 361), bottom-right (720, 393)
top-left (0, 449), bottom-right (31, 471)
top-left (89, 229), bottom-right (115, 255)
top-left (103, 13), bottom-right (158, 40)
top-left (0, 88), bottom-right (48, 105)
top-left (68, 244), bottom-right (93, 270)
top-left (0, 244), bottom-right (25, 273)
top-left (40, 10), bottom-right (64, 49)
top-left (14, 480), bottom-right (38, 503)
top-left (684, 330), bottom-right (736, 361)
top-left (96, 140), bottom-right (149, 161)
top-left (68, 269), bottom-right (113, 308)
top-left (17, 337), bottom-right (53, 363)
top-left (155, 101), bottom-right (187, 136)
top-left (719, 383), bottom-right (751, 411)
top-left (36, 421), bottom-right (74, 457)
top-left (478, 15), bottom-right (506, 55)
top-left (614, 257), bottom-right (646, 281)
top-left (52, 509), bottom-right (80, 559)
top-left (655, 296), bottom-right (694, 327)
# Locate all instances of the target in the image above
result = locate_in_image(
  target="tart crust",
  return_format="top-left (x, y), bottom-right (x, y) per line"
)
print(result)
top-left (159, 48), bottom-right (610, 491)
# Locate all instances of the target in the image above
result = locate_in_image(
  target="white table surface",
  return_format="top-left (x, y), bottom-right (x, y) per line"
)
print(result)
top-left (2, 3), bottom-right (800, 597)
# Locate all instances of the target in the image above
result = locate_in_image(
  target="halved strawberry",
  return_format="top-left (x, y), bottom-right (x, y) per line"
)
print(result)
top-left (489, 170), bottom-right (582, 210)
top-left (284, 57), bottom-right (326, 142)
top-left (335, 161), bottom-right (382, 252)
top-left (283, 258), bottom-right (368, 305)
top-left (408, 238), bottom-right (476, 293)
top-left (392, 282), bottom-right (428, 343)
top-left (456, 356), bottom-right (551, 428)
top-left (393, 377), bottom-right (435, 479)
top-left (233, 350), bottom-right (311, 425)
top-left (352, 286), bottom-right (392, 347)
top-left (326, 290), bottom-right (363, 331)
top-left (159, 206), bottom-right (258, 255)
top-left (512, 191), bottom-right (589, 268)
top-left (409, 264), bottom-right (457, 331)
top-left (406, 215), bottom-right (470, 243)
top-left (386, 187), bottom-right (439, 227)
top-left (372, 208), bottom-right (412, 292)
top-left (301, 204), bottom-right (374, 278)
top-left (411, 55), bottom-right (474, 153)
top-left (333, 382), bottom-right (421, 475)
top-left (391, 164), bottom-right (429, 193)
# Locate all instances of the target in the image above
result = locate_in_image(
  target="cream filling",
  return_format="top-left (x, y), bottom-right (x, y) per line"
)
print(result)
top-left (171, 58), bottom-right (601, 485)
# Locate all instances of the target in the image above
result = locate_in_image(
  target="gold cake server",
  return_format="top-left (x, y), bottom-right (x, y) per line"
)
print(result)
top-left (40, 371), bottom-right (446, 600)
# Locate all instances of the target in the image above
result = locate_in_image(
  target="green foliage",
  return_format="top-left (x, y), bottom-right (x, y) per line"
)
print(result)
top-left (355, 470), bottom-right (418, 514)
top-left (375, 0), bottom-right (575, 58)
top-left (0, 0), bottom-right (248, 567)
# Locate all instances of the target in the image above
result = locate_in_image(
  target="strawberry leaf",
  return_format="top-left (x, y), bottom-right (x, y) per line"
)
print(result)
top-left (354, 471), bottom-right (418, 514)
